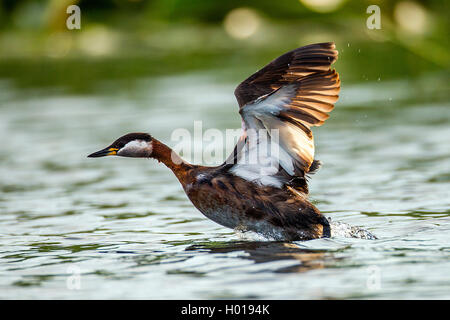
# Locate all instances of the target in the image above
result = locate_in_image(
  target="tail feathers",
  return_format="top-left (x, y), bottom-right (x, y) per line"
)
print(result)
top-left (307, 159), bottom-right (322, 174)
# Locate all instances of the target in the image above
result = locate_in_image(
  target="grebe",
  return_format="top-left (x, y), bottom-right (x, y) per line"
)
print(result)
top-left (88, 42), bottom-right (376, 241)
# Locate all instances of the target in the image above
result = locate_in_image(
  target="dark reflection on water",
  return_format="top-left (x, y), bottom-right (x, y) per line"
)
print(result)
top-left (186, 241), bottom-right (333, 273)
top-left (0, 72), bottom-right (449, 299)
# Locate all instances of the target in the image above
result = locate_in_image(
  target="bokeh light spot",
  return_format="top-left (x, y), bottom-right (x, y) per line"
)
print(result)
top-left (77, 25), bottom-right (118, 56)
top-left (394, 1), bottom-right (429, 35)
top-left (299, 0), bottom-right (346, 13)
top-left (223, 8), bottom-right (261, 39)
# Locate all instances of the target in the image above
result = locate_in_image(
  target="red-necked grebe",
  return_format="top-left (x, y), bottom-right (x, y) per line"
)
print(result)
top-left (88, 42), bottom-right (376, 241)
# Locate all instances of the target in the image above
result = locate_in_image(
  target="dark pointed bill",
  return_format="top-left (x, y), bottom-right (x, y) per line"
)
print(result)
top-left (87, 147), bottom-right (117, 158)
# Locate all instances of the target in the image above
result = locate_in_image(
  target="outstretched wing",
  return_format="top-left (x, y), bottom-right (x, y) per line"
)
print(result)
top-left (234, 42), bottom-right (338, 108)
top-left (226, 42), bottom-right (340, 191)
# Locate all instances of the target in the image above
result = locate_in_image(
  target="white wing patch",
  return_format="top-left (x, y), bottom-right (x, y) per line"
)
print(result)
top-left (230, 85), bottom-right (314, 188)
top-left (228, 43), bottom-right (340, 189)
top-left (229, 165), bottom-right (284, 188)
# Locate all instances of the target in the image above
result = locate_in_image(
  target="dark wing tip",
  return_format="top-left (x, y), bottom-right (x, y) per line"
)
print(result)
top-left (234, 42), bottom-right (339, 107)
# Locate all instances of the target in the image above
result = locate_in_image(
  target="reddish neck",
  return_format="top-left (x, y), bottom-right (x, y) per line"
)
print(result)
top-left (151, 139), bottom-right (193, 183)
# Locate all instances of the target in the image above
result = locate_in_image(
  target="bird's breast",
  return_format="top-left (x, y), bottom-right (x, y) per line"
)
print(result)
top-left (181, 170), bottom-right (325, 241)
top-left (186, 184), bottom-right (243, 230)
top-left (184, 179), bottom-right (287, 240)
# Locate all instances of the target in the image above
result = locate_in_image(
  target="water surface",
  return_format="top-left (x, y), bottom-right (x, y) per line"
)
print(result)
top-left (0, 72), bottom-right (449, 299)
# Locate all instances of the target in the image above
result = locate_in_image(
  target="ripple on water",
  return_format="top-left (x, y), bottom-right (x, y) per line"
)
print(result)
top-left (0, 75), bottom-right (449, 299)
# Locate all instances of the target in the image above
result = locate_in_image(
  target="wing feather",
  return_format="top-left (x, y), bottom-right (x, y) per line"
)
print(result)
top-left (226, 42), bottom-right (340, 191)
top-left (234, 42), bottom-right (338, 107)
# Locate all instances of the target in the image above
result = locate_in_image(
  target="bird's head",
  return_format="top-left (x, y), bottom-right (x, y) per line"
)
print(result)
top-left (88, 132), bottom-right (153, 158)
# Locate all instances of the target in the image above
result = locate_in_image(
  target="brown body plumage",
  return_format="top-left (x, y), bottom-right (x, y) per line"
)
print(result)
top-left (89, 42), bottom-right (343, 241)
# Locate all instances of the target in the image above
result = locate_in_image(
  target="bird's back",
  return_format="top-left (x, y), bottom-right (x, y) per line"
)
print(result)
top-left (182, 166), bottom-right (330, 241)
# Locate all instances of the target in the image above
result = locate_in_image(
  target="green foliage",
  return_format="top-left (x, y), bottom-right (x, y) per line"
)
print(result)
top-left (0, 0), bottom-right (448, 95)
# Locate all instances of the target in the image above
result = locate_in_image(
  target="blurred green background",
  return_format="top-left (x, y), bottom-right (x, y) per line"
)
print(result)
top-left (0, 0), bottom-right (448, 100)
top-left (0, 1), bottom-right (449, 299)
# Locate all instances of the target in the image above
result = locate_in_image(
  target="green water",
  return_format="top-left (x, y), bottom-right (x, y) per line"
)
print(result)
top-left (0, 68), bottom-right (449, 299)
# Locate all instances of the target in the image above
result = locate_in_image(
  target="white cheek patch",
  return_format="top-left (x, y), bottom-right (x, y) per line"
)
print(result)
top-left (118, 140), bottom-right (152, 157)
top-left (124, 140), bottom-right (149, 149)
